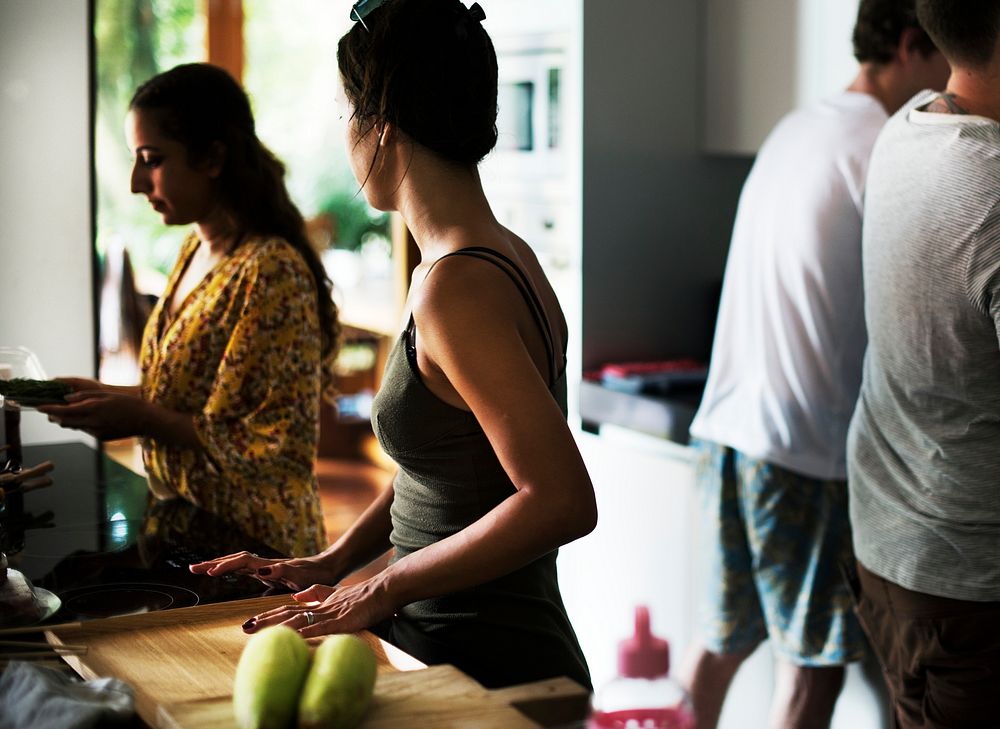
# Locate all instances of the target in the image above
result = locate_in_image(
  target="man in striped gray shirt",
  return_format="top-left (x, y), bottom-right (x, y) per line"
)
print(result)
top-left (847, 1), bottom-right (1000, 725)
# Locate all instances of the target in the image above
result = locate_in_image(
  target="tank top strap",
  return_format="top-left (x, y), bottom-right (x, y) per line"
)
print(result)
top-left (407, 246), bottom-right (560, 384)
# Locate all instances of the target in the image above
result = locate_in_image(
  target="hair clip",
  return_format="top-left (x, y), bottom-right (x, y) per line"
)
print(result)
top-left (468, 2), bottom-right (486, 22)
top-left (350, 0), bottom-right (387, 31)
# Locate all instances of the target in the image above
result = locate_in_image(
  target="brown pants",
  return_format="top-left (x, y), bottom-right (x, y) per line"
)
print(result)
top-left (849, 560), bottom-right (1000, 728)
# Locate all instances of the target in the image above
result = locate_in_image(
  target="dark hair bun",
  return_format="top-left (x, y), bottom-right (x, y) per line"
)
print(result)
top-left (339, 0), bottom-right (499, 165)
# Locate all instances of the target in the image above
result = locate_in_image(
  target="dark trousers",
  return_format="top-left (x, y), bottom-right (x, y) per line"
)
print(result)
top-left (847, 560), bottom-right (1000, 729)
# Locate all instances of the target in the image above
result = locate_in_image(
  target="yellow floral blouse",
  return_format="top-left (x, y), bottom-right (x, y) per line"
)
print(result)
top-left (139, 233), bottom-right (327, 556)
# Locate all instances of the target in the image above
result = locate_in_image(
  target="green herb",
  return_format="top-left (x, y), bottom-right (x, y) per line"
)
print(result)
top-left (0, 379), bottom-right (72, 403)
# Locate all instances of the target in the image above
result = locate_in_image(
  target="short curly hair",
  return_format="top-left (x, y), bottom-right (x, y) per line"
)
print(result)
top-left (853, 0), bottom-right (937, 64)
top-left (916, 0), bottom-right (1000, 67)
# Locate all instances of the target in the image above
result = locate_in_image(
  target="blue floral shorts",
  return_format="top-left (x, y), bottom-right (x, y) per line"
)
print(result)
top-left (693, 441), bottom-right (866, 666)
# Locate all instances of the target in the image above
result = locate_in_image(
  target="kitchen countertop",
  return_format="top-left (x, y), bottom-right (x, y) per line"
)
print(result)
top-left (578, 379), bottom-right (703, 445)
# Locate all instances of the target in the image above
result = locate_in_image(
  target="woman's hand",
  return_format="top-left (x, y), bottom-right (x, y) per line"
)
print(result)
top-left (241, 573), bottom-right (396, 638)
top-left (54, 377), bottom-right (108, 394)
top-left (38, 389), bottom-right (153, 441)
top-left (189, 551), bottom-right (340, 592)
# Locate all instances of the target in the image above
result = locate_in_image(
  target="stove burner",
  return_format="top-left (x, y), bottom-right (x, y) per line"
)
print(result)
top-left (57, 582), bottom-right (200, 619)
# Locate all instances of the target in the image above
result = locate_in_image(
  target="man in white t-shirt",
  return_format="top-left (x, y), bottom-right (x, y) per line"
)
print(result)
top-left (682, 1), bottom-right (949, 727)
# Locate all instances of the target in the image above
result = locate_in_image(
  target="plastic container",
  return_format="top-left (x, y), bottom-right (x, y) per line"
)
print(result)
top-left (587, 606), bottom-right (695, 729)
top-left (0, 346), bottom-right (49, 381)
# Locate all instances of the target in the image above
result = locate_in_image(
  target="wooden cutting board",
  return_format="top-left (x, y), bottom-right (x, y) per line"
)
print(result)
top-left (45, 596), bottom-right (588, 729)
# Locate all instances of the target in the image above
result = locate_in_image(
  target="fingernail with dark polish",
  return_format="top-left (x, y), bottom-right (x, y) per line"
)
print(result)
top-left (257, 567), bottom-right (271, 576)
top-left (242, 619), bottom-right (256, 632)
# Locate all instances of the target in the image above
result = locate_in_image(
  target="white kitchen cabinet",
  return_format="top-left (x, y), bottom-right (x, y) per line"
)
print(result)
top-left (703, 0), bottom-right (862, 154)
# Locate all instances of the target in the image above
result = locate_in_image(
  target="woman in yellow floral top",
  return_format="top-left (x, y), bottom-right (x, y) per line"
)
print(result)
top-left (41, 64), bottom-right (338, 556)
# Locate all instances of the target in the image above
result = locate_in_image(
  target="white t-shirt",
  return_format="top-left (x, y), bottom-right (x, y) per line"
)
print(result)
top-left (689, 91), bottom-right (888, 480)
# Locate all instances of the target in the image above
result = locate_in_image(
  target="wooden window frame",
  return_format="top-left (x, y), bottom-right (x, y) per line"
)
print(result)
top-left (205, 0), bottom-right (244, 81)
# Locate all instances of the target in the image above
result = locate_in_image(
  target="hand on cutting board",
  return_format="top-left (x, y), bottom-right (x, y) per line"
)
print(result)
top-left (241, 573), bottom-right (395, 638)
top-left (189, 551), bottom-right (339, 592)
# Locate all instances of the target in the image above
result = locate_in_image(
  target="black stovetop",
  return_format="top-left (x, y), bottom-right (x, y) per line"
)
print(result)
top-left (1, 442), bottom-right (286, 622)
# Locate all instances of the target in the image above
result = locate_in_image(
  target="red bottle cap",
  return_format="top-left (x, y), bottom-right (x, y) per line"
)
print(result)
top-left (618, 606), bottom-right (670, 679)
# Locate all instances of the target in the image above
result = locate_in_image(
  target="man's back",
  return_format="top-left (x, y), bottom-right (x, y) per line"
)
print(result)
top-left (849, 89), bottom-right (1000, 602)
top-left (691, 91), bottom-right (887, 480)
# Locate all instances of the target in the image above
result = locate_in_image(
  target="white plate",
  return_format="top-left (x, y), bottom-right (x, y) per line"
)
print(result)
top-left (0, 580), bottom-right (63, 628)
top-left (30, 586), bottom-right (62, 623)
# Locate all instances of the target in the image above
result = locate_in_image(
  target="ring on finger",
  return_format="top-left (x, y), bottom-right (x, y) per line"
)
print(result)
top-left (304, 611), bottom-right (315, 626)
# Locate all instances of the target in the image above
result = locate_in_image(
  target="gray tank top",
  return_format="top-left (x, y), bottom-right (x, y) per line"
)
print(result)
top-left (369, 247), bottom-right (590, 689)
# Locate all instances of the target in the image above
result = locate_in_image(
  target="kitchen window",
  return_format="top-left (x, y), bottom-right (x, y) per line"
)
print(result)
top-left (92, 0), bottom-right (392, 384)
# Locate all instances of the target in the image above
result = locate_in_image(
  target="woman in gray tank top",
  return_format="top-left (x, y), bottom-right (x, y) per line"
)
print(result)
top-left (192, 0), bottom-right (597, 690)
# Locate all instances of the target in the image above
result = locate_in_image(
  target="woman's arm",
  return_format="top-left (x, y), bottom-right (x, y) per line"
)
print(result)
top-left (378, 262), bottom-right (597, 601)
top-left (39, 383), bottom-right (200, 446)
top-left (56, 377), bottom-right (140, 396)
top-left (247, 259), bottom-right (597, 636)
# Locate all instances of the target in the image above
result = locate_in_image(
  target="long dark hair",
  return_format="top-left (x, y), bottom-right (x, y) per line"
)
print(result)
top-left (129, 63), bottom-right (340, 365)
top-left (337, 0), bottom-right (498, 171)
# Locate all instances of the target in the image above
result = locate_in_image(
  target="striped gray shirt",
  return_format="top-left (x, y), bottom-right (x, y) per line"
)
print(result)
top-left (848, 90), bottom-right (1000, 601)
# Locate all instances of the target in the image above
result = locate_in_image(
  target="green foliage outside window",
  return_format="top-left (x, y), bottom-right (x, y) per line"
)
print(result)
top-left (94, 0), bottom-right (203, 286)
top-left (242, 0), bottom-right (389, 252)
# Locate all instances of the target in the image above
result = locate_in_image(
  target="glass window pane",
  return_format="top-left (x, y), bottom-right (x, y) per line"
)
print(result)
top-left (548, 67), bottom-right (561, 149)
top-left (243, 0), bottom-right (392, 330)
top-left (497, 81), bottom-right (534, 151)
top-left (94, 0), bottom-right (204, 383)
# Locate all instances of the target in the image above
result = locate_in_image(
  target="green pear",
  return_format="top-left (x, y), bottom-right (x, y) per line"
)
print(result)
top-left (297, 634), bottom-right (377, 729)
top-left (233, 625), bottom-right (311, 729)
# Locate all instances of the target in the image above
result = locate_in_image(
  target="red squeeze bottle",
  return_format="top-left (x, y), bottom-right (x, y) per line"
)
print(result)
top-left (587, 606), bottom-right (695, 729)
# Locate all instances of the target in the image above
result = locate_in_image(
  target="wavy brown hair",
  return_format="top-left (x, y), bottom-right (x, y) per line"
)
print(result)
top-left (129, 63), bottom-right (341, 367)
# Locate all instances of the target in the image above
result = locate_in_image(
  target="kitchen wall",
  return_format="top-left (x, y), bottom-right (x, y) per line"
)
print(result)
top-left (0, 1), bottom-right (95, 447)
top-left (704, 0), bottom-right (861, 154)
top-left (581, 0), bottom-right (753, 370)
